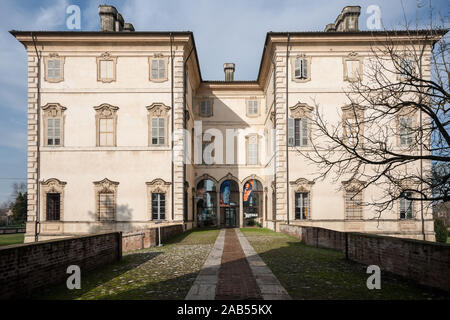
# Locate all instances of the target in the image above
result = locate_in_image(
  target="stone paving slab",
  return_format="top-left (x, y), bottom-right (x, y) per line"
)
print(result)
top-left (235, 229), bottom-right (291, 300)
top-left (185, 229), bottom-right (225, 300)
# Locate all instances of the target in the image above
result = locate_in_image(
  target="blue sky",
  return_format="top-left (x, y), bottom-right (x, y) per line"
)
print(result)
top-left (0, 0), bottom-right (448, 204)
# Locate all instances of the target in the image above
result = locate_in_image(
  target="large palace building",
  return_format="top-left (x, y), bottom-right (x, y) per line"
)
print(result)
top-left (11, 6), bottom-right (439, 242)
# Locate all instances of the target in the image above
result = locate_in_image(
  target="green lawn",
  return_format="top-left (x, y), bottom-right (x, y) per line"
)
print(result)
top-left (0, 233), bottom-right (24, 247)
top-left (241, 228), bottom-right (449, 300)
top-left (32, 228), bottom-right (220, 300)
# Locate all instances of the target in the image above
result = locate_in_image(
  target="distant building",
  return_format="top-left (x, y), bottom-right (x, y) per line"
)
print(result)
top-left (11, 5), bottom-right (443, 243)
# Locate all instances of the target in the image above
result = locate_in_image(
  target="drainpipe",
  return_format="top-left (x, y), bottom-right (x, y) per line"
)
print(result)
top-left (285, 33), bottom-right (290, 225)
top-left (170, 33), bottom-right (174, 221)
top-left (32, 33), bottom-right (41, 242)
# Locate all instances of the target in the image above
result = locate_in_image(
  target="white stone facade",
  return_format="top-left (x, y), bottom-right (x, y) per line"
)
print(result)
top-left (12, 8), bottom-right (438, 242)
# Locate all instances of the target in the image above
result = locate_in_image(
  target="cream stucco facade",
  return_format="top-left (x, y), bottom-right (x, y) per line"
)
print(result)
top-left (11, 5), bottom-right (439, 243)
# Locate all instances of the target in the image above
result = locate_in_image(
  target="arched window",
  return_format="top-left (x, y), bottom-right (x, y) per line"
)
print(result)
top-left (243, 179), bottom-right (263, 226)
top-left (196, 179), bottom-right (217, 227)
top-left (220, 179), bottom-right (240, 227)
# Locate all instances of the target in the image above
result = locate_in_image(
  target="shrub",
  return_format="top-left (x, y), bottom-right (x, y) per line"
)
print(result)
top-left (434, 218), bottom-right (448, 243)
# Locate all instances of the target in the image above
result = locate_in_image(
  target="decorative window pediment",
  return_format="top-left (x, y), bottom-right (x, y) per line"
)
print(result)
top-left (146, 103), bottom-right (171, 117)
top-left (146, 178), bottom-right (171, 194)
top-left (290, 178), bottom-right (315, 193)
top-left (93, 178), bottom-right (119, 193)
top-left (289, 102), bottom-right (314, 119)
top-left (342, 179), bottom-right (364, 192)
top-left (42, 103), bottom-right (67, 117)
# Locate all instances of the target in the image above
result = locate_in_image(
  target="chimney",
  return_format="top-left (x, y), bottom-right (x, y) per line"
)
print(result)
top-left (224, 63), bottom-right (235, 82)
top-left (98, 5), bottom-right (134, 32)
top-left (324, 6), bottom-right (361, 32)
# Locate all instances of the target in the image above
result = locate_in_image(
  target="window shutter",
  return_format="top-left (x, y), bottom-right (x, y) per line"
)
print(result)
top-left (159, 60), bottom-right (165, 79)
top-left (294, 59), bottom-right (301, 79)
top-left (301, 118), bottom-right (308, 146)
top-left (301, 59), bottom-right (308, 79)
top-left (151, 60), bottom-right (159, 79)
top-left (288, 118), bottom-right (295, 146)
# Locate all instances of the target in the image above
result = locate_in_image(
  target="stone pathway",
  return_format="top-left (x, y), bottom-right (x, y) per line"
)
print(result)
top-left (186, 228), bottom-right (290, 300)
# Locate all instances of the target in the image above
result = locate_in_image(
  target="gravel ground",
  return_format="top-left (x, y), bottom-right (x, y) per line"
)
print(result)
top-left (33, 228), bottom-right (219, 300)
top-left (241, 228), bottom-right (450, 300)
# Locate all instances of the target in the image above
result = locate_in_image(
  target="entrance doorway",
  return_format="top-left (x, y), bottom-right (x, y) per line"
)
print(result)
top-left (220, 179), bottom-right (239, 227)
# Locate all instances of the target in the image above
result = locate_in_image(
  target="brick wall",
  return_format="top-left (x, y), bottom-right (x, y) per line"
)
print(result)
top-left (280, 224), bottom-right (450, 292)
top-left (0, 232), bottom-right (121, 299)
top-left (122, 224), bottom-right (183, 252)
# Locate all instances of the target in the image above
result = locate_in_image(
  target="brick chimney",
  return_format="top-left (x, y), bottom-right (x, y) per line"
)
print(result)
top-left (325, 6), bottom-right (361, 32)
top-left (224, 63), bottom-right (235, 82)
top-left (98, 5), bottom-right (134, 32)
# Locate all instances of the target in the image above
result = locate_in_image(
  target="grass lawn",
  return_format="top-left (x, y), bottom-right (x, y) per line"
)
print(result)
top-left (32, 228), bottom-right (220, 300)
top-left (241, 228), bottom-right (449, 300)
top-left (0, 233), bottom-right (24, 247)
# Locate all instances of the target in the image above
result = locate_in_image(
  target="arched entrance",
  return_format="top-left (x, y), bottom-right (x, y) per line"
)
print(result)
top-left (220, 179), bottom-right (239, 227)
top-left (243, 179), bottom-right (263, 226)
top-left (196, 179), bottom-right (217, 227)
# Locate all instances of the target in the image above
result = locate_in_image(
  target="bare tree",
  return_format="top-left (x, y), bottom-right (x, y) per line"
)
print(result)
top-left (301, 5), bottom-right (448, 217)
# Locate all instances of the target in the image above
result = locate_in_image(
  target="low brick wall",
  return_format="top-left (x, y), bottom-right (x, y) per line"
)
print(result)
top-left (280, 224), bottom-right (450, 292)
top-left (0, 227), bottom-right (26, 234)
top-left (122, 224), bottom-right (183, 252)
top-left (0, 232), bottom-right (122, 299)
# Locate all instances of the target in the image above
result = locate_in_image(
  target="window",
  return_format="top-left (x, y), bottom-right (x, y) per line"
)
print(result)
top-left (97, 53), bottom-right (117, 83)
top-left (294, 58), bottom-right (308, 80)
top-left (152, 193), bottom-right (166, 220)
top-left (247, 100), bottom-right (258, 116)
top-left (99, 118), bottom-right (114, 146)
top-left (199, 100), bottom-right (213, 117)
top-left (46, 118), bottom-right (61, 146)
top-left (247, 137), bottom-right (258, 165)
top-left (398, 58), bottom-right (414, 79)
top-left (42, 103), bottom-right (66, 147)
top-left (98, 192), bottom-right (115, 221)
top-left (46, 193), bottom-right (60, 221)
top-left (44, 55), bottom-right (64, 83)
top-left (288, 118), bottom-right (308, 147)
top-left (399, 116), bottom-right (414, 146)
top-left (400, 192), bottom-right (413, 219)
top-left (345, 191), bottom-right (362, 219)
top-left (47, 59), bottom-right (61, 80)
top-left (151, 117), bottom-right (165, 145)
top-left (344, 59), bottom-right (361, 81)
top-left (149, 58), bottom-right (167, 81)
top-left (295, 192), bottom-right (309, 220)
top-left (94, 104), bottom-right (118, 147)
top-left (99, 60), bottom-right (114, 81)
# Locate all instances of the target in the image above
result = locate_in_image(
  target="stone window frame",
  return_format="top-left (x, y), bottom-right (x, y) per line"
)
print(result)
top-left (42, 103), bottom-right (66, 147)
top-left (149, 54), bottom-right (169, 83)
top-left (146, 178), bottom-right (171, 221)
top-left (43, 53), bottom-right (65, 83)
top-left (342, 179), bottom-right (364, 220)
top-left (288, 102), bottom-right (314, 148)
top-left (290, 54), bottom-right (311, 83)
top-left (146, 102), bottom-right (171, 147)
top-left (96, 52), bottom-right (117, 83)
top-left (341, 104), bottom-right (365, 145)
top-left (397, 179), bottom-right (417, 220)
top-left (93, 178), bottom-right (119, 221)
top-left (40, 178), bottom-right (66, 222)
top-left (245, 134), bottom-right (260, 165)
top-left (94, 103), bottom-right (119, 147)
top-left (246, 97), bottom-right (260, 117)
top-left (342, 52), bottom-right (363, 82)
top-left (396, 107), bottom-right (418, 148)
top-left (197, 98), bottom-right (214, 118)
top-left (290, 178), bottom-right (315, 220)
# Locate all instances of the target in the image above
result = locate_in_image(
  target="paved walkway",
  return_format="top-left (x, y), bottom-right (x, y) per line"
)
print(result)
top-left (186, 228), bottom-right (290, 300)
